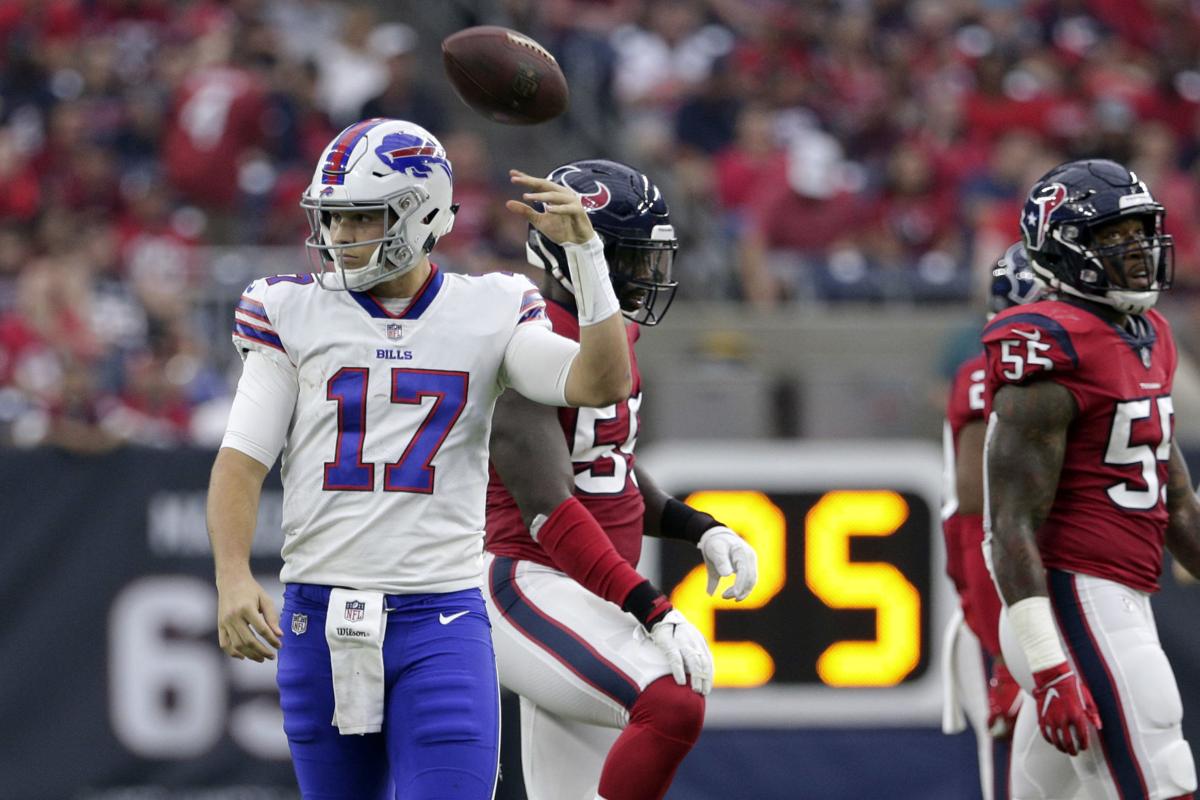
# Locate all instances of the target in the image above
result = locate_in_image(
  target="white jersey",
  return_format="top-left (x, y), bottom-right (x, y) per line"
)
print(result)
top-left (228, 266), bottom-right (559, 594)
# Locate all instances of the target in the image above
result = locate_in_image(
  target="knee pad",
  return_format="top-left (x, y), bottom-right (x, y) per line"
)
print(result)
top-left (1124, 643), bottom-right (1183, 730)
top-left (1153, 740), bottom-right (1198, 795)
top-left (1106, 641), bottom-right (1195, 794)
top-left (631, 676), bottom-right (705, 745)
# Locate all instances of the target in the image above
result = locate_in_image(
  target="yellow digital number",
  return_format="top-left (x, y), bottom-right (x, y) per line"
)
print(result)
top-left (668, 491), bottom-right (785, 688)
top-left (805, 491), bottom-right (920, 687)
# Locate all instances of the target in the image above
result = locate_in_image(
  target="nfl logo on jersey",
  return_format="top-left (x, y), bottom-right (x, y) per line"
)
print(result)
top-left (386, 323), bottom-right (403, 340)
top-left (344, 600), bottom-right (366, 622)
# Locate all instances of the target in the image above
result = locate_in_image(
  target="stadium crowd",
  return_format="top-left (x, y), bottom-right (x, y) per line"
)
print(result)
top-left (3, 0), bottom-right (1200, 449)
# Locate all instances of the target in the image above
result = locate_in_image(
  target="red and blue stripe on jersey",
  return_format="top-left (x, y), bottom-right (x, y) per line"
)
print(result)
top-left (518, 288), bottom-right (547, 325)
top-left (233, 294), bottom-right (284, 353)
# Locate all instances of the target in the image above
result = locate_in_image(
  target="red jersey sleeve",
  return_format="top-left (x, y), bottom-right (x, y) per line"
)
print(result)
top-left (981, 309), bottom-right (1083, 408)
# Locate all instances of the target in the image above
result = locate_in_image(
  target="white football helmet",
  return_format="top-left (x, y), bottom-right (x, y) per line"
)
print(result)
top-left (300, 118), bottom-right (457, 291)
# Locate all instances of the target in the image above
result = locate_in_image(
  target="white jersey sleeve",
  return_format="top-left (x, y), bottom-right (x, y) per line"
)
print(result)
top-left (502, 323), bottom-right (578, 406)
top-left (498, 278), bottom-right (578, 406)
top-left (232, 278), bottom-right (295, 363)
top-left (220, 349), bottom-right (298, 468)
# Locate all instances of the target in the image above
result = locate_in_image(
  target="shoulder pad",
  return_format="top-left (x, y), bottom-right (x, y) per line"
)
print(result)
top-left (981, 310), bottom-right (1079, 386)
top-left (232, 277), bottom-right (288, 360)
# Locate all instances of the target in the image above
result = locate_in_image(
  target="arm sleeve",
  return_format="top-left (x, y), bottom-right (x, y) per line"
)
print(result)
top-left (220, 349), bottom-right (299, 468)
top-left (959, 513), bottom-right (1003, 657)
top-left (501, 323), bottom-right (579, 407)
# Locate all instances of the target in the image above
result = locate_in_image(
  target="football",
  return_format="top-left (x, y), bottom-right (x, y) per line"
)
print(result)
top-left (441, 26), bottom-right (569, 125)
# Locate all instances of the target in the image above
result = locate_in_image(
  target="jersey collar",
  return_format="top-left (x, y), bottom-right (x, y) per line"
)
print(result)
top-left (348, 265), bottom-right (444, 319)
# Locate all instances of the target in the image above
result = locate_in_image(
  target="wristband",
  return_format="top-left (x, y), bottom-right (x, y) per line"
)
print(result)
top-left (562, 234), bottom-right (620, 326)
top-left (622, 579), bottom-right (673, 628)
top-left (1008, 596), bottom-right (1068, 672)
top-left (661, 497), bottom-right (722, 545)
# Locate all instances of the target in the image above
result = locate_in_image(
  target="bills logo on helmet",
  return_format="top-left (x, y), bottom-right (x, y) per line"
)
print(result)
top-left (375, 132), bottom-right (453, 180)
top-left (548, 165), bottom-right (611, 211)
top-left (320, 186), bottom-right (335, 197)
top-left (1024, 182), bottom-right (1067, 251)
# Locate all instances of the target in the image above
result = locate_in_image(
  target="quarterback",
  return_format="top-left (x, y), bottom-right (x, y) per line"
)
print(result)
top-left (205, 119), bottom-right (632, 799)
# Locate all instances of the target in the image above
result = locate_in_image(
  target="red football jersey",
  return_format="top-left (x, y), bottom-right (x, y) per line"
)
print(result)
top-left (942, 352), bottom-right (986, 587)
top-left (982, 299), bottom-right (1177, 592)
top-left (943, 351), bottom-right (1003, 655)
top-left (945, 353), bottom-right (988, 504)
top-left (485, 300), bottom-right (646, 567)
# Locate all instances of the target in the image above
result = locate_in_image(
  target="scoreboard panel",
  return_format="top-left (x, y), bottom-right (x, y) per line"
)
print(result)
top-left (638, 440), bottom-right (954, 727)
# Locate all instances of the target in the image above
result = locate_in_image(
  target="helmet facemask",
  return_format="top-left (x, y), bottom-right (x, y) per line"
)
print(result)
top-left (301, 185), bottom-right (433, 292)
top-left (607, 225), bottom-right (679, 326)
top-left (1044, 212), bottom-right (1174, 315)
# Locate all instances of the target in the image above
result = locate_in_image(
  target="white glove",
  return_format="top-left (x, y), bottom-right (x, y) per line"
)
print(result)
top-left (649, 610), bottom-right (713, 695)
top-left (697, 526), bottom-right (758, 601)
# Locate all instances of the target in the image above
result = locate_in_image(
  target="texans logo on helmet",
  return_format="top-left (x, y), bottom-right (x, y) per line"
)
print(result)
top-left (375, 133), bottom-right (453, 181)
top-left (548, 165), bottom-right (612, 211)
top-left (1024, 182), bottom-right (1067, 250)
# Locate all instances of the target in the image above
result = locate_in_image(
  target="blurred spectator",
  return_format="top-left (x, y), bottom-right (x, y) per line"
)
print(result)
top-left (359, 23), bottom-right (446, 134)
top-left (713, 103), bottom-right (786, 222)
top-left (611, 0), bottom-right (733, 109)
top-left (611, 0), bottom-right (734, 158)
top-left (106, 347), bottom-right (194, 447)
top-left (533, 0), bottom-right (621, 152)
top-left (960, 129), bottom-right (1061, 296)
top-left (1128, 121), bottom-right (1200, 288)
top-left (4, 0), bottom-right (1200, 447)
top-left (674, 62), bottom-right (741, 155)
top-left (737, 128), bottom-right (864, 306)
top-left (116, 171), bottom-right (201, 320)
top-left (161, 25), bottom-right (269, 229)
top-left (862, 143), bottom-right (963, 277)
top-left (313, 6), bottom-right (391, 126)
top-left (436, 130), bottom-right (499, 271)
top-left (0, 127), bottom-right (42, 223)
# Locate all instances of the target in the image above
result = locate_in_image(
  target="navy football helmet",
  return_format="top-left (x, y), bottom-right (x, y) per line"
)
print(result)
top-left (526, 159), bottom-right (678, 326)
top-left (1019, 159), bottom-right (1173, 314)
top-left (988, 241), bottom-right (1041, 318)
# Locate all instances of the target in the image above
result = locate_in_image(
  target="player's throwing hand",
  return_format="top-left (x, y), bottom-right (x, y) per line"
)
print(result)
top-left (506, 169), bottom-right (596, 245)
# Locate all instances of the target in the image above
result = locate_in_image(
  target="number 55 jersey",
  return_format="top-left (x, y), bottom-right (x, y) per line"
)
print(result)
top-left (228, 266), bottom-right (556, 594)
top-left (485, 299), bottom-right (645, 566)
top-left (981, 299), bottom-right (1177, 592)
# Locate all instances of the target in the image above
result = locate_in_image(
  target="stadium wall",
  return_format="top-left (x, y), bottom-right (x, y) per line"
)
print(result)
top-left (3, 446), bottom-right (1198, 799)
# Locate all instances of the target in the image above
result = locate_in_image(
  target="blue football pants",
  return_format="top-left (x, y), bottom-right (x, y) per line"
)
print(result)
top-left (277, 583), bottom-right (500, 800)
